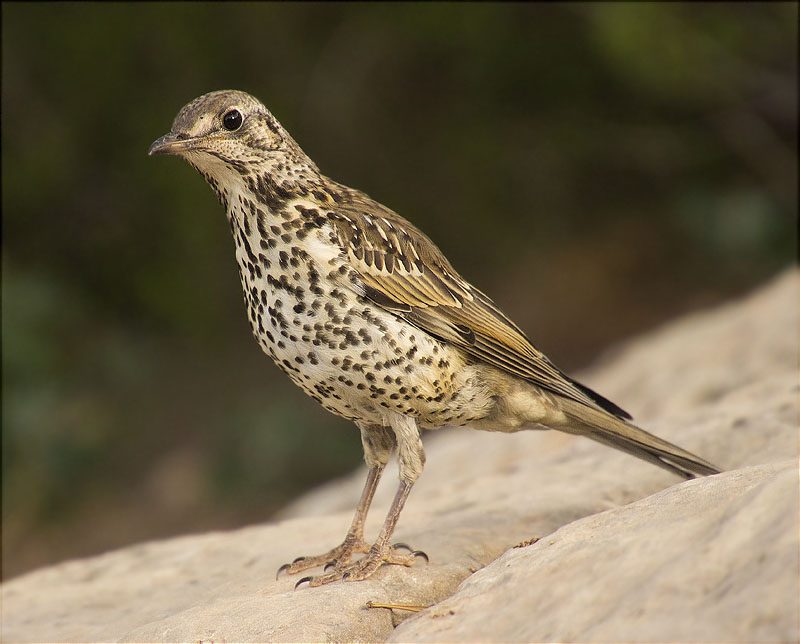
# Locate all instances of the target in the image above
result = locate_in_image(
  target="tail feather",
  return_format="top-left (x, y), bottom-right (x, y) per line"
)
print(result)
top-left (556, 399), bottom-right (721, 479)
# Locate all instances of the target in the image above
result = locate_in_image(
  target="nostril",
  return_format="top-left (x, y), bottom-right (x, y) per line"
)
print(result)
top-left (175, 133), bottom-right (188, 140)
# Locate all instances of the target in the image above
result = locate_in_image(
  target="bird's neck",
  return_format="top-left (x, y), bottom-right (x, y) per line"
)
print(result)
top-left (197, 152), bottom-right (317, 217)
top-left (211, 157), bottom-right (337, 252)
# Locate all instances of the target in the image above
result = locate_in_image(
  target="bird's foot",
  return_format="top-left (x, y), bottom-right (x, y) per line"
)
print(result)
top-left (276, 535), bottom-right (371, 578)
top-left (292, 541), bottom-right (428, 588)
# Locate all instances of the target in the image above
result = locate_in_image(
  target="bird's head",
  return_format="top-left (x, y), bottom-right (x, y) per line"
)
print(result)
top-left (149, 90), bottom-right (318, 187)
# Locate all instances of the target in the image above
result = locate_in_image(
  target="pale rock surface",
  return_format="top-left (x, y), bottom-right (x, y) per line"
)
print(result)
top-left (391, 461), bottom-right (798, 643)
top-left (2, 269), bottom-right (797, 643)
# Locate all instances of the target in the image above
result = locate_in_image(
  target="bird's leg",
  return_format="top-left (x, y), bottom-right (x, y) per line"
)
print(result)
top-left (297, 478), bottom-right (424, 587)
top-left (295, 413), bottom-right (428, 587)
top-left (277, 463), bottom-right (383, 577)
top-left (277, 424), bottom-right (394, 577)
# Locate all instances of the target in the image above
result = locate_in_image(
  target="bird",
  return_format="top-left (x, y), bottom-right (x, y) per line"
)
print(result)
top-left (149, 90), bottom-right (720, 588)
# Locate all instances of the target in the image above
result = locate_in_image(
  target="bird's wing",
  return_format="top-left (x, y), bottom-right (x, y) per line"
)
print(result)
top-left (327, 194), bottom-right (631, 420)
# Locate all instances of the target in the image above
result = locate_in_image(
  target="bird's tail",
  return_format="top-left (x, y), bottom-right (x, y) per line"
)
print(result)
top-left (556, 398), bottom-right (720, 479)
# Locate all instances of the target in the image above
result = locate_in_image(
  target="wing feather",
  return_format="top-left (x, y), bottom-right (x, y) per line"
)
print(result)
top-left (326, 190), bottom-right (631, 420)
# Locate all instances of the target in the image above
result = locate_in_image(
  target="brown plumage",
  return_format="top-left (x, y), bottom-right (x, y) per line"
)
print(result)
top-left (328, 195), bottom-right (633, 418)
top-left (150, 90), bottom-right (720, 587)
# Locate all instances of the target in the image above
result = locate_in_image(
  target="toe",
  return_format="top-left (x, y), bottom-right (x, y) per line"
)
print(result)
top-left (282, 540), bottom-right (427, 586)
top-left (276, 562), bottom-right (292, 579)
top-left (294, 576), bottom-right (314, 590)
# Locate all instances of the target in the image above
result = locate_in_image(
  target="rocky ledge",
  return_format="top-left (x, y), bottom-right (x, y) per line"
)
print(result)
top-left (3, 270), bottom-right (797, 643)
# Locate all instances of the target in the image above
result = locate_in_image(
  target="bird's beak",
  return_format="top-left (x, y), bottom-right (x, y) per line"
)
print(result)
top-left (148, 133), bottom-right (194, 156)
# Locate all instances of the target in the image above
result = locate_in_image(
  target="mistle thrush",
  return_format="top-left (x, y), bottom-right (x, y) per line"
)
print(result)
top-left (150, 90), bottom-right (720, 588)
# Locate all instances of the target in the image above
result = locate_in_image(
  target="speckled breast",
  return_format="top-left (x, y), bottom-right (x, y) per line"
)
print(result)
top-left (226, 199), bottom-right (494, 429)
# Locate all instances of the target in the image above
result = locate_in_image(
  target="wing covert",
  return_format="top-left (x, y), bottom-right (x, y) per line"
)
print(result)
top-left (326, 192), bottom-right (631, 420)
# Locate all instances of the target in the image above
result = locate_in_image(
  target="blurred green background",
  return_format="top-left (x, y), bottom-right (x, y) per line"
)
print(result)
top-left (2, 2), bottom-right (796, 579)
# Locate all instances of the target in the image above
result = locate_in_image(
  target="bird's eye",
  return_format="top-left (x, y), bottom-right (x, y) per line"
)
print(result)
top-left (222, 109), bottom-right (243, 131)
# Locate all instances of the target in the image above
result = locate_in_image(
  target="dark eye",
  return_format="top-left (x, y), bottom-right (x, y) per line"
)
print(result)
top-left (222, 109), bottom-right (243, 131)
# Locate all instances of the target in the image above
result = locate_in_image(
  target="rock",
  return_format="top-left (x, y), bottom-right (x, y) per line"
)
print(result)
top-left (2, 269), bottom-right (797, 643)
top-left (390, 461), bottom-right (798, 643)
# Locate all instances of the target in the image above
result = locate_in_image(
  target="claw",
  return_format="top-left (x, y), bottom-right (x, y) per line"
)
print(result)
top-left (342, 572), bottom-right (351, 582)
top-left (324, 561), bottom-right (336, 572)
top-left (276, 562), bottom-right (292, 580)
top-left (294, 576), bottom-right (313, 590)
top-left (393, 542), bottom-right (412, 552)
top-left (292, 556), bottom-right (307, 564)
top-left (412, 550), bottom-right (429, 564)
